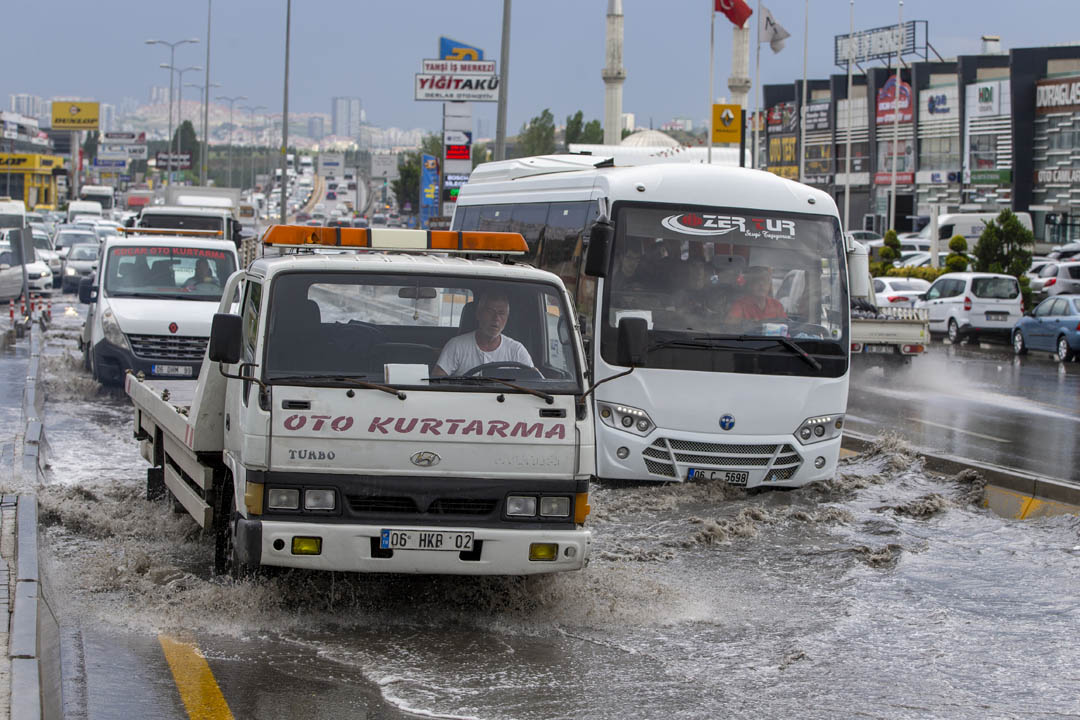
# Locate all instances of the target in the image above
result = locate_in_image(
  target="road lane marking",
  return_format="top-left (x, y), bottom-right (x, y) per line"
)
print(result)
top-left (904, 417), bottom-right (1012, 444)
top-left (159, 635), bottom-right (235, 720)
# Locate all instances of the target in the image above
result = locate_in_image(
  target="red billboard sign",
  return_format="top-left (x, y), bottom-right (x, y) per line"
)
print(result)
top-left (876, 75), bottom-right (912, 125)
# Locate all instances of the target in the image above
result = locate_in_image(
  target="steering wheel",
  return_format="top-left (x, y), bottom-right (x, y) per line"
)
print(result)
top-left (464, 361), bottom-right (543, 379)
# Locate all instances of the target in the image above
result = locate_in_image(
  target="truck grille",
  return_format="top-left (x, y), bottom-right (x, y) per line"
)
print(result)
top-left (347, 495), bottom-right (497, 516)
top-left (643, 438), bottom-right (803, 484)
top-left (127, 334), bottom-right (207, 361)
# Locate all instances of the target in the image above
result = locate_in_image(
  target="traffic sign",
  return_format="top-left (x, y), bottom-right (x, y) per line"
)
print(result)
top-left (712, 104), bottom-right (742, 144)
top-left (103, 131), bottom-right (146, 145)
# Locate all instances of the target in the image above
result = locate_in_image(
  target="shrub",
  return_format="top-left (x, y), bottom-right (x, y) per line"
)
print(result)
top-left (948, 235), bottom-right (967, 254)
top-left (885, 265), bottom-right (948, 282)
top-left (879, 229), bottom-right (901, 263)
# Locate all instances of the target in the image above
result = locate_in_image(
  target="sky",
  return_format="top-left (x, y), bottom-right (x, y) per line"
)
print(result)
top-left (3, 0), bottom-right (1078, 138)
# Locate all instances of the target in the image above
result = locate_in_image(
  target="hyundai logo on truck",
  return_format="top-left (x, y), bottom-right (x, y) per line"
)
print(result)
top-left (410, 451), bottom-right (441, 467)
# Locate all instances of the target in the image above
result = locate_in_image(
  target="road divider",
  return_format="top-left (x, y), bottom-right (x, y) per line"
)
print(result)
top-left (842, 429), bottom-right (1080, 519)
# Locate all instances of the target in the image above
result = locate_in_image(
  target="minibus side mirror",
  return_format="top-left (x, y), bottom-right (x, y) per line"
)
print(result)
top-left (584, 218), bottom-right (614, 278)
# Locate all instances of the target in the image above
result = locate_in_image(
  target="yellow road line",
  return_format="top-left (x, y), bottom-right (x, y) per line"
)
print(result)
top-left (839, 448), bottom-right (858, 459)
top-left (159, 635), bottom-right (235, 720)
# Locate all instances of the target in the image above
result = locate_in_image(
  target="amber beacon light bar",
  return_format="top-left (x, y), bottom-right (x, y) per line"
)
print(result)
top-left (260, 225), bottom-right (528, 254)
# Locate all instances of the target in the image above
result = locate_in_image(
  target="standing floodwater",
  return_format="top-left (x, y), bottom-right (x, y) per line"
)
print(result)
top-left (29, 304), bottom-right (1080, 719)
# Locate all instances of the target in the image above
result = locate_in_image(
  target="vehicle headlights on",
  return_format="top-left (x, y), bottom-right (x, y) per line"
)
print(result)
top-left (794, 414), bottom-right (844, 445)
top-left (100, 308), bottom-right (129, 350)
top-left (65, 266), bottom-right (77, 276)
top-left (597, 402), bottom-right (655, 436)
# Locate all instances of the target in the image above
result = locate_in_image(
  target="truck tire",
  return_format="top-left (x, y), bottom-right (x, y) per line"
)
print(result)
top-left (213, 481), bottom-right (254, 579)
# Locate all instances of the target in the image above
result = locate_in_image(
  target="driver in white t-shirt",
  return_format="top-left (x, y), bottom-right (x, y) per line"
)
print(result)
top-left (433, 291), bottom-right (534, 376)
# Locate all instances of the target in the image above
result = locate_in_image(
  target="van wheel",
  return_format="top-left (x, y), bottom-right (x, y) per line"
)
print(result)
top-left (1058, 336), bottom-right (1074, 362)
top-left (1012, 330), bottom-right (1027, 356)
top-left (947, 319), bottom-right (961, 344)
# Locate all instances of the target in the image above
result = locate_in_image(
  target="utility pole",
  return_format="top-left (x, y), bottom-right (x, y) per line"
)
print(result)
top-left (494, 0), bottom-right (511, 161)
top-left (202, 0), bottom-right (212, 185)
top-left (280, 0), bottom-right (291, 224)
top-left (145, 38), bottom-right (198, 184)
top-left (888, 1), bottom-right (903, 233)
top-left (218, 95), bottom-right (247, 187)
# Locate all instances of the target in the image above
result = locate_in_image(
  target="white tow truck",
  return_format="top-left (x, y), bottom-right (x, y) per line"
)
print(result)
top-left (126, 225), bottom-right (594, 576)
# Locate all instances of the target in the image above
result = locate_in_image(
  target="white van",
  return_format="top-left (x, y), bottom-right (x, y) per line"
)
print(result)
top-left (0, 198), bottom-right (27, 230)
top-left (67, 200), bottom-right (103, 223)
top-left (915, 272), bottom-right (1022, 343)
top-left (915, 212), bottom-right (1033, 244)
top-left (79, 234), bottom-right (239, 385)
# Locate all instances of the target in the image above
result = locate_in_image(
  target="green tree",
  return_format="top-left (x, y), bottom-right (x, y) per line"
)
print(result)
top-left (81, 131), bottom-right (99, 161)
top-left (564, 110), bottom-right (584, 149)
top-left (945, 235), bottom-right (969, 273)
top-left (582, 119), bottom-right (603, 144)
top-left (514, 109), bottom-right (556, 157)
top-left (972, 209), bottom-right (1034, 307)
top-left (879, 229), bottom-right (901, 263)
top-left (170, 120), bottom-right (200, 176)
top-left (420, 133), bottom-right (442, 160)
top-left (622, 128), bottom-right (634, 140)
top-left (391, 152), bottom-right (419, 212)
top-left (472, 142), bottom-right (489, 169)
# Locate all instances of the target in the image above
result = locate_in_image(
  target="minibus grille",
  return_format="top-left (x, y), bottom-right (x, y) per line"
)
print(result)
top-left (644, 439), bottom-right (803, 484)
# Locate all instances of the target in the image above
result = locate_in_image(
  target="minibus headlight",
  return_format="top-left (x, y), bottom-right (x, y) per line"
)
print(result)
top-left (596, 402), bottom-right (655, 436)
top-left (794, 414), bottom-right (844, 445)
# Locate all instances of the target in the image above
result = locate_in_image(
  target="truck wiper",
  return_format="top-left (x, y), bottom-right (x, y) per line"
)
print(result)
top-left (427, 375), bottom-right (555, 404)
top-left (736, 335), bottom-right (823, 371)
top-left (649, 337), bottom-right (742, 352)
top-left (271, 375), bottom-right (406, 399)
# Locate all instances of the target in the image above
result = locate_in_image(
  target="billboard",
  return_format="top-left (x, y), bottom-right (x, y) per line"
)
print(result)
top-left (439, 37), bottom-right (484, 62)
top-left (99, 144), bottom-right (148, 161)
top-left (876, 75), bottom-right (912, 125)
top-left (154, 152), bottom-right (192, 169)
top-left (834, 21), bottom-right (920, 66)
top-left (371, 154), bottom-right (399, 181)
top-left (103, 131), bottom-right (146, 145)
top-left (804, 103), bottom-right (831, 131)
top-left (1035, 76), bottom-right (1080, 115)
top-left (415, 70), bottom-right (499, 102)
top-left (766, 102), bottom-right (798, 134)
top-left (419, 154), bottom-right (439, 229)
top-left (51, 101), bottom-right (100, 131)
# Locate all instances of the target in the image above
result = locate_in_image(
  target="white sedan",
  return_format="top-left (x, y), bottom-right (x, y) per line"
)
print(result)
top-left (872, 277), bottom-right (930, 308)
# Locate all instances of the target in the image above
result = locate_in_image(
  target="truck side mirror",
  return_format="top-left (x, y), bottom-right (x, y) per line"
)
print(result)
top-left (584, 218), bottom-right (614, 278)
top-left (78, 277), bottom-right (97, 305)
top-left (616, 317), bottom-right (648, 367)
top-left (208, 313), bottom-right (243, 364)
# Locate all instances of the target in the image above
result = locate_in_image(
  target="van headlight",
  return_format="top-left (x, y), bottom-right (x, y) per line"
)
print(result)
top-left (597, 402), bottom-right (655, 436)
top-left (101, 308), bottom-right (129, 350)
top-left (794, 414), bottom-right (843, 445)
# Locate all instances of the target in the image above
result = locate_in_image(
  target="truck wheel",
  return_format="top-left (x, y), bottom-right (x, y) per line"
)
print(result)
top-left (82, 342), bottom-right (92, 371)
top-left (1012, 330), bottom-right (1027, 356)
top-left (947, 319), bottom-right (961, 344)
top-left (213, 482), bottom-right (253, 579)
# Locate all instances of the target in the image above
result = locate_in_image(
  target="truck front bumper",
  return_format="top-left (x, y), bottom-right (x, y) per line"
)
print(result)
top-left (237, 517), bottom-right (590, 575)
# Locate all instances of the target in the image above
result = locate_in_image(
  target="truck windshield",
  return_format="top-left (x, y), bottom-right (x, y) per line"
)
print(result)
top-left (0, 214), bottom-right (23, 229)
top-left (104, 246), bottom-right (236, 301)
top-left (264, 272), bottom-right (582, 393)
top-left (138, 214), bottom-right (224, 232)
top-left (601, 204), bottom-right (848, 378)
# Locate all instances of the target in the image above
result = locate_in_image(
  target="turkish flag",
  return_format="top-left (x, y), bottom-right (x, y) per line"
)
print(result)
top-left (716, 0), bottom-right (753, 28)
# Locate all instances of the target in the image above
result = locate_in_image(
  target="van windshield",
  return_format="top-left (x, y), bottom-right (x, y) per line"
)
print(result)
top-left (0, 214), bottom-right (23, 229)
top-left (138, 214), bottom-right (224, 232)
top-left (104, 245), bottom-right (236, 301)
top-left (601, 204), bottom-right (848, 378)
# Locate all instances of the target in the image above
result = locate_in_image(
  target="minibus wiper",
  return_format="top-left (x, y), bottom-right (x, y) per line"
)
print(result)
top-left (427, 375), bottom-right (555, 404)
top-left (735, 335), bottom-right (823, 371)
top-left (271, 375), bottom-right (406, 399)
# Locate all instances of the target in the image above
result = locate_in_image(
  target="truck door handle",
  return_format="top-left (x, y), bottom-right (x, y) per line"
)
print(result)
top-left (282, 400), bottom-right (311, 410)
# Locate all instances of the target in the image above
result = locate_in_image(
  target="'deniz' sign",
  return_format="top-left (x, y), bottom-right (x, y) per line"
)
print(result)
top-left (1036, 76), bottom-right (1080, 115)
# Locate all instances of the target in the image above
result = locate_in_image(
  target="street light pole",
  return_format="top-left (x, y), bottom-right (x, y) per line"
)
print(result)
top-left (145, 37), bottom-right (198, 184)
top-left (280, 0), bottom-right (291, 224)
top-left (217, 95), bottom-right (247, 187)
top-left (187, 81), bottom-right (220, 185)
top-left (241, 105), bottom-right (266, 190)
top-left (165, 65), bottom-right (202, 179)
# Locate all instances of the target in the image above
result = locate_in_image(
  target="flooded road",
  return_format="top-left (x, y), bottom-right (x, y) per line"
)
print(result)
top-left (849, 341), bottom-right (1080, 481)
top-left (25, 300), bottom-right (1080, 719)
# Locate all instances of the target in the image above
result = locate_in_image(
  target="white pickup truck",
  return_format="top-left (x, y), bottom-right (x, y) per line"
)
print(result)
top-left (127, 225), bottom-right (594, 577)
top-left (850, 285), bottom-right (929, 368)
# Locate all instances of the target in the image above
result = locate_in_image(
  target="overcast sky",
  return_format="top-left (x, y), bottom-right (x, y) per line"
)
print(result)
top-left (4, 1), bottom-right (1077, 136)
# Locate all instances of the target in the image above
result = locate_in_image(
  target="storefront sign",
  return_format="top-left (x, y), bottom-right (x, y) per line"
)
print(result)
top-left (967, 81), bottom-right (1005, 118)
top-left (876, 138), bottom-right (914, 175)
top-left (876, 75), bottom-right (912, 124)
top-left (915, 170), bottom-right (960, 184)
top-left (970, 168), bottom-right (1012, 185)
top-left (922, 85), bottom-right (957, 117)
top-left (1035, 76), bottom-right (1080, 115)
top-left (103, 131), bottom-right (146, 145)
top-left (1034, 168), bottom-right (1080, 185)
top-left (804, 103), bottom-right (831, 131)
top-left (415, 58), bottom-right (499, 102)
top-left (874, 171), bottom-right (914, 185)
top-left (767, 134), bottom-right (798, 179)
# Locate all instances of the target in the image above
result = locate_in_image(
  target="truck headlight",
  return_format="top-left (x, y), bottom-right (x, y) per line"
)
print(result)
top-left (539, 496), bottom-right (571, 517)
top-left (101, 308), bottom-right (128, 350)
top-left (597, 402), bottom-right (655, 436)
top-left (304, 489), bottom-right (336, 511)
top-left (794, 414), bottom-right (843, 445)
top-left (268, 488), bottom-right (300, 510)
top-left (506, 495), bottom-right (537, 517)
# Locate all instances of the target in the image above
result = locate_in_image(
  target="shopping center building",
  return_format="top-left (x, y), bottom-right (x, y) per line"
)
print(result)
top-left (0, 111), bottom-right (65, 210)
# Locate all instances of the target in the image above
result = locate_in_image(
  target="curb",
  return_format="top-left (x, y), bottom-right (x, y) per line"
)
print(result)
top-left (841, 429), bottom-right (1080, 516)
top-left (20, 330), bottom-right (47, 484)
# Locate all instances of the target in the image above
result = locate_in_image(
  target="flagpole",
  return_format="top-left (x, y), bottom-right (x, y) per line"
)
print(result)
top-left (799, 0), bottom-right (809, 183)
top-left (888, 0), bottom-right (903, 233)
top-left (844, 0), bottom-right (854, 233)
top-left (708, 1), bottom-right (715, 164)
top-left (752, 0), bottom-right (762, 169)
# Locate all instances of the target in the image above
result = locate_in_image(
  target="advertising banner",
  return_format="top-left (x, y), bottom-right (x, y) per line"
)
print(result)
top-left (103, 131), bottom-right (146, 145)
top-left (51, 101), bottom-right (100, 130)
top-left (876, 75), bottom-right (912, 124)
top-left (967, 81), bottom-right (1007, 118)
top-left (876, 137), bottom-right (914, 175)
top-left (766, 102), bottom-right (798, 134)
top-left (767, 134), bottom-right (798, 179)
top-left (99, 144), bottom-right (147, 160)
top-left (921, 85), bottom-right (957, 119)
top-left (803, 103), bottom-right (831, 131)
top-left (711, 104), bottom-right (742, 144)
top-left (420, 154), bottom-right (439, 229)
top-left (154, 152), bottom-right (192, 169)
top-left (415, 68), bottom-right (499, 102)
